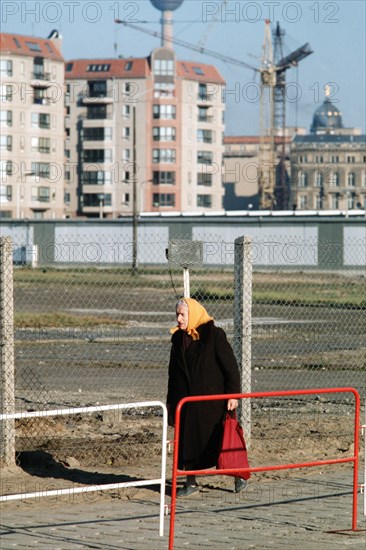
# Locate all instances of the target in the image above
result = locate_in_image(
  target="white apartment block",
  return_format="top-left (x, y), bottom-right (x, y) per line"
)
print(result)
top-left (65, 47), bottom-right (226, 218)
top-left (0, 32), bottom-right (65, 219)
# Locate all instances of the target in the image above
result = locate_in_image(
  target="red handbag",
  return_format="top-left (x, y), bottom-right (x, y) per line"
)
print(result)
top-left (217, 411), bottom-right (251, 480)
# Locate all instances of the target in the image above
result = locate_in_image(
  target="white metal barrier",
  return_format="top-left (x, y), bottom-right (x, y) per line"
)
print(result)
top-left (0, 401), bottom-right (168, 536)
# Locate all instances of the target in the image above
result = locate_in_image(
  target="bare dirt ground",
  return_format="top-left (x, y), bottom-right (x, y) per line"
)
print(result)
top-left (1, 401), bottom-right (363, 503)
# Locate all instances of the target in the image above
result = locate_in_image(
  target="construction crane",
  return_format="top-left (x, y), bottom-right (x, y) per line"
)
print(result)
top-left (115, 18), bottom-right (312, 209)
top-left (259, 20), bottom-right (313, 209)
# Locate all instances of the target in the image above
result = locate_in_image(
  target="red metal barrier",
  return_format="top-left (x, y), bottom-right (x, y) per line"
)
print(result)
top-left (169, 387), bottom-right (361, 549)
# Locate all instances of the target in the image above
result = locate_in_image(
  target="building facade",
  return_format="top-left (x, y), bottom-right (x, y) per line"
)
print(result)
top-left (65, 48), bottom-right (225, 218)
top-left (290, 98), bottom-right (366, 210)
top-left (0, 32), bottom-right (65, 219)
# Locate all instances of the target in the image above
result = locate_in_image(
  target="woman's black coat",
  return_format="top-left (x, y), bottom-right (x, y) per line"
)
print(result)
top-left (167, 321), bottom-right (240, 469)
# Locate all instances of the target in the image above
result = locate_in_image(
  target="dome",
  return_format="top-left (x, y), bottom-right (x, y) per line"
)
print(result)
top-left (150, 0), bottom-right (184, 11)
top-left (310, 97), bottom-right (343, 133)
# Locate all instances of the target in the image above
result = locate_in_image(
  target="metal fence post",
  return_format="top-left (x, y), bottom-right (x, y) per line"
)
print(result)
top-left (0, 237), bottom-right (15, 467)
top-left (234, 235), bottom-right (252, 447)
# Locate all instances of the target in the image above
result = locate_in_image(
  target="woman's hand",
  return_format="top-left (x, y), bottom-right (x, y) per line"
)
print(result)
top-left (227, 399), bottom-right (239, 410)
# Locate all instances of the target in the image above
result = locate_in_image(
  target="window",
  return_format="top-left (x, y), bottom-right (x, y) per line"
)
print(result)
top-left (32, 186), bottom-right (50, 202)
top-left (122, 149), bottom-right (130, 161)
top-left (298, 171), bottom-right (308, 187)
top-left (331, 194), bottom-right (340, 209)
top-left (154, 83), bottom-right (175, 98)
top-left (122, 105), bottom-right (130, 118)
top-left (153, 127), bottom-right (176, 141)
top-left (123, 192), bottom-right (130, 205)
top-left (87, 105), bottom-right (107, 119)
top-left (83, 149), bottom-right (111, 163)
top-left (153, 59), bottom-right (174, 76)
top-left (26, 41), bottom-right (42, 52)
top-left (153, 171), bottom-right (175, 185)
top-left (31, 137), bottom-right (50, 153)
top-left (0, 111), bottom-right (12, 126)
top-left (0, 60), bottom-right (13, 76)
top-left (314, 171), bottom-right (322, 187)
top-left (299, 195), bottom-right (308, 209)
top-left (197, 151), bottom-right (213, 164)
top-left (330, 155), bottom-right (339, 163)
top-left (347, 191), bottom-right (356, 209)
top-left (198, 83), bottom-right (213, 101)
top-left (122, 127), bottom-right (130, 139)
top-left (193, 66), bottom-right (204, 75)
top-left (32, 162), bottom-right (51, 178)
top-left (347, 172), bottom-right (356, 187)
top-left (87, 64), bottom-right (110, 72)
top-left (347, 155), bottom-right (355, 163)
top-left (0, 210), bottom-right (12, 219)
top-left (152, 193), bottom-right (175, 207)
top-left (153, 149), bottom-right (176, 163)
top-left (1, 84), bottom-right (13, 102)
top-left (83, 127), bottom-right (111, 141)
top-left (33, 87), bottom-right (50, 105)
top-left (66, 63), bottom-right (74, 72)
top-left (314, 155), bottom-right (323, 163)
top-left (198, 106), bottom-right (211, 122)
top-left (315, 194), bottom-right (322, 209)
top-left (153, 104), bottom-right (176, 119)
top-left (298, 155), bottom-right (308, 163)
top-left (13, 38), bottom-right (21, 49)
top-left (83, 193), bottom-right (112, 206)
top-left (0, 135), bottom-right (12, 151)
top-left (197, 194), bottom-right (212, 207)
top-left (125, 61), bottom-right (133, 71)
top-left (197, 129), bottom-right (213, 143)
top-left (31, 113), bottom-right (50, 129)
top-left (329, 171), bottom-right (339, 187)
top-left (0, 185), bottom-right (12, 202)
top-left (0, 160), bottom-right (14, 178)
top-left (197, 172), bottom-right (212, 186)
top-left (82, 171), bottom-right (112, 185)
top-left (88, 80), bottom-right (107, 98)
top-left (33, 57), bottom-right (48, 80)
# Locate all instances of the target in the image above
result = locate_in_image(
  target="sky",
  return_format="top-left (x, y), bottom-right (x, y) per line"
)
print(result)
top-left (1, 0), bottom-right (365, 136)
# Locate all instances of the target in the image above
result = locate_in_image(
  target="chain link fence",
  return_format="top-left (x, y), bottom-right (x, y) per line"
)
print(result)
top-left (1, 228), bottom-right (365, 495)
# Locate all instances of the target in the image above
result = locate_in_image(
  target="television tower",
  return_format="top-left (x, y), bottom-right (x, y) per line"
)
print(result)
top-left (150, 0), bottom-right (184, 49)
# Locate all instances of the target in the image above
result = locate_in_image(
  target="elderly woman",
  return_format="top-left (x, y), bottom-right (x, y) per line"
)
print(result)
top-left (167, 298), bottom-right (246, 496)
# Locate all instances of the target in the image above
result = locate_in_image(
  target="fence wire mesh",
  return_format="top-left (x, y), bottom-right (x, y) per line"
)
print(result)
top-left (0, 230), bottom-right (365, 493)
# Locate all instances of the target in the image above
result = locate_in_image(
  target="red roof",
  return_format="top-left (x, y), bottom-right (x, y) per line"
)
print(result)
top-left (0, 32), bottom-right (63, 61)
top-left (65, 57), bottom-right (225, 83)
top-left (65, 58), bottom-right (150, 79)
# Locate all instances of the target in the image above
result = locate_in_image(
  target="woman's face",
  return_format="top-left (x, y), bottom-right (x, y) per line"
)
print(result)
top-left (176, 302), bottom-right (189, 331)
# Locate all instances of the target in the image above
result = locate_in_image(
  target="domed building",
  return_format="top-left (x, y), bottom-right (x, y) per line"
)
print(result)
top-left (310, 97), bottom-right (344, 134)
top-left (290, 98), bottom-right (366, 211)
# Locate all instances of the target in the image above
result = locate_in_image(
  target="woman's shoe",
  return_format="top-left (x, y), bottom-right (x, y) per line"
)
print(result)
top-left (177, 484), bottom-right (200, 497)
top-left (234, 478), bottom-right (247, 493)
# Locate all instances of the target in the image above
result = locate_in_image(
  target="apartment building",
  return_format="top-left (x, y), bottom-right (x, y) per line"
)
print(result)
top-left (65, 47), bottom-right (225, 218)
top-left (290, 98), bottom-right (366, 210)
top-left (0, 32), bottom-right (65, 219)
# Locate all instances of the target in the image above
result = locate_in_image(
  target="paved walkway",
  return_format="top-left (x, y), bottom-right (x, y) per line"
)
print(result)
top-left (1, 469), bottom-right (365, 549)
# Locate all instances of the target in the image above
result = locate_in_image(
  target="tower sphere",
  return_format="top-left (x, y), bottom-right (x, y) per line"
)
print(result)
top-left (150, 0), bottom-right (184, 11)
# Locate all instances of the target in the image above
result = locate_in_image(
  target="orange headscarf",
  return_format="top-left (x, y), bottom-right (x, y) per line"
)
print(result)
top-left (170, 298), bottom-right (214, 340)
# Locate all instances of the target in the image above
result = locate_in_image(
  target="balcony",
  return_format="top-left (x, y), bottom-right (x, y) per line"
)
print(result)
top-left (198, 115), bottom-right (213, 123)
top-left (197, 94), bottom-right (215, 103)
top-left (79, 91), bottom-right (113, 104)
top-left (30, 72), bottom-right (52, 87)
